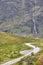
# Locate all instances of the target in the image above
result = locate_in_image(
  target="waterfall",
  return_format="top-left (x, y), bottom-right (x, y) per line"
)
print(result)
top-left (33, 13), bottom-right (37, 35)
top-left (22, 0), bottom-right (25, 9)
top-left (32, 0), bottom-right (37, 35)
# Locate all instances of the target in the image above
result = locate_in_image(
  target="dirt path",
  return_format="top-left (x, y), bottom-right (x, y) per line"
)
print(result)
top-left (1, 43), bottom-right (40, 65)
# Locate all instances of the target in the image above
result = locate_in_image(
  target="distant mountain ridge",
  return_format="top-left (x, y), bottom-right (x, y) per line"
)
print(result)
top-left (0, 0), bottom-right (43, 37)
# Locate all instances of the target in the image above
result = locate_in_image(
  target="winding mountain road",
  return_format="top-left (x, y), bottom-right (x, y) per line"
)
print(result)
top-left (1, 43), bottom-right (40, 65)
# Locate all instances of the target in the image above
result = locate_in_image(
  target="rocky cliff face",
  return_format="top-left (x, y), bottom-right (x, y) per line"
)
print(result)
top-left (0, 0), bottom-right (43, 37)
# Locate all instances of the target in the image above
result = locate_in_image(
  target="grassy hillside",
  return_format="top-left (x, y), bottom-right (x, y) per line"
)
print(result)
top-left (0, 32), bottom-right (43, 65)
top-left (0, 32), bottom-right (31, 64)
top-left (13, 38), bottom-right (43, 65)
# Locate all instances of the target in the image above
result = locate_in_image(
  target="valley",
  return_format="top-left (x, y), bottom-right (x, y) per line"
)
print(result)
top-left (0, 0), bottom-right (43, 65)
top-left (0, 32), bottom-right (43, 65)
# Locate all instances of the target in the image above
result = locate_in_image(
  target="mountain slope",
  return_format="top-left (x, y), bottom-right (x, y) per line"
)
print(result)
top-left (0, 0), bottom-right (43, 37)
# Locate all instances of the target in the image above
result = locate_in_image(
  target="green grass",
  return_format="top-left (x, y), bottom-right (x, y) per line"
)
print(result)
top-left (13, 38), bottom-right (43, 65)
top-left (0, 32), bottom-right (31, 64)
top-left (0, 32), bottom-right (43, 65)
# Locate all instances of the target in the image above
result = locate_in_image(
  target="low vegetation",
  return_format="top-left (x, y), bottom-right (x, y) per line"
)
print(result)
top-left (12, 38), bottom-right (43, 65)
top-left (0, 32), bottom-right (43, 65)
top-left (0, 32), bottom-right (31, 64)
